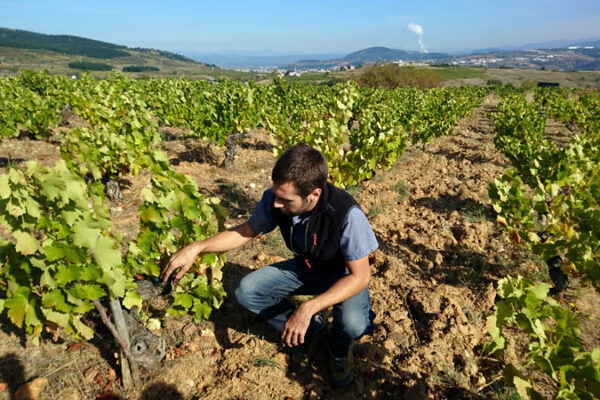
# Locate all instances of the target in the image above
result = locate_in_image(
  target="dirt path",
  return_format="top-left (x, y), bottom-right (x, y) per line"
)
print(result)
top-left (1, 97), bottom-right (598, 400)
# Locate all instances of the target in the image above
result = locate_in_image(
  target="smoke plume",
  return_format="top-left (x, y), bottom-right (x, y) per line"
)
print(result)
top-left (407, 23), bottom-right (428, 53)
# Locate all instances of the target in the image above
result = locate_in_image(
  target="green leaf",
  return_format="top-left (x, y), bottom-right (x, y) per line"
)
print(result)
top-left (40, 270), bottom-right (55, 289)
top-left (61, 208), bottom-right (81, 227)
top-left (79, 265), bottom-right (102, 281)
top-left (24, 197), bottom-right (42, 219)
top-left (92, 235), bottom-right (122, 270)
top-left (72, 222), bottom-right (101, 249)
top-left (99, 268), bottom-right (127, 298)
top-left (13, 231), bottom-right (41, 255)
top-left (0, 175), bottom-right (10, 199)
top-left (192, 301), bottom-right (212, 321)
top-left (122, 290), bottom-right (142, 310)
top-left (72, 317), bottom-right (94, 340)
top-left (78, 284), bottom-right (106, 301)
top-left (55, 266), bottom-right (81, 285)
top-left (529, 282), bottom-right (551, 300)
top-left (5, 295), bottom-right (28, 328)
top-left (201, 253), bottom-right (218, 266)
top-left (25, 298), bottom-right (41, 327)
top-left (42, 290), bottom-right (72, 313)
top-left (140, 205), bottom-right (162, 223)
top-left (495, 300), bottom-right (514, 326)
top-left (504, 364), bottom-right (534, 399)
top-left (484, 314), bottom-right (506, 355)
top-left (44, 310), bottom-right (70, 327)
top-left (184, 205), bottom-right (204, 219)
top-left (173, 293), bottom-right (194, 309)
top-left (140, 187), bottom-right (156, 202)
top-left (39, 174), bottom-right (67, 201)
top-left (43, 243), bottom-right (67, 261)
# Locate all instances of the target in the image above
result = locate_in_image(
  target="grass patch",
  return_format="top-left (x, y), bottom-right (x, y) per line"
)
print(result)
top-left (265, 232), bottom-right (289, 258)
top-left (345, 184), bottom-right (363, 197)
top-left (391, 180), bottom-right (410, 202)
top-left (463, 207), bottom-right (494, 223)
top-left (463, 307), bottom-right (483, 324)
top-left (481, 382), bottom-right (520, 400)
top-left (431, 365), bottom-right (467, 389)
top-left (368, 199), bottom-right (388, 217)
top-left (250, 356), bottom-right (285, 371)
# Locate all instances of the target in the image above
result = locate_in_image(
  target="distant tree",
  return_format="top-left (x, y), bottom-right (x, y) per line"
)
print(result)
top-left (123, 66), bottom-right (160, 72)
top-left (68, 61), bottom-right (113, 71)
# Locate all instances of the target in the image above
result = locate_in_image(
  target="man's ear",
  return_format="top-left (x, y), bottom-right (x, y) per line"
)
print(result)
top-left (309, 188), bottom-right (322, 202)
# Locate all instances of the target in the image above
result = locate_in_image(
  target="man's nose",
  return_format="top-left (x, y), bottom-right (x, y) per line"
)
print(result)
top-left (273, 200), bottom-right (284, 209)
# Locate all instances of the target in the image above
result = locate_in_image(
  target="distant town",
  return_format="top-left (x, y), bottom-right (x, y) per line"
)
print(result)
top-left (229, 45), bottom-right (600, 76)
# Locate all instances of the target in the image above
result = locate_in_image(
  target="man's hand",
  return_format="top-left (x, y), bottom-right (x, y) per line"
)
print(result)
top-left (159, 222), bottom-right (257, 284)
top-left (160, 242), bottom-right (202, 283)
top-left (281, 303), bottom-right (315, 347)
top-left (280, 256), bottom-right (371, 347)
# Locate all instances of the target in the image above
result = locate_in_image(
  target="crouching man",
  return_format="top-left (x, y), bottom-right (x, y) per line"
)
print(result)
top-left (160, 144), bottom-right (378, 388)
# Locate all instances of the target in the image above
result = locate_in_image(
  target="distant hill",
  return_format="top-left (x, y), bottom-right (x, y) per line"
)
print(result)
top-left (340, 47), bottom-right (448, 63)
top-left (285, 46), bottom-right (451, 70)
top-left (0, 27), bottom-right (195, 62)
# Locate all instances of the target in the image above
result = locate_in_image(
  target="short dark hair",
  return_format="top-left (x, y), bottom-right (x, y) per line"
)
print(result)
top-left (271, 145), bottom-right (328, 197)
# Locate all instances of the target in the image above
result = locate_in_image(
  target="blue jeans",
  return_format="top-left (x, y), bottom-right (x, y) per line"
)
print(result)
top-left (234, 259), bottom-right (375, 358)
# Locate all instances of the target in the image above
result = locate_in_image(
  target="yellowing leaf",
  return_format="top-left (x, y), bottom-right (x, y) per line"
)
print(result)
top-left (13, 231), bottom-right (41, 255)
top-left (527, 232), bottom-right (541, 243)
top-left (513, 375), bottom-right (533, 399)
top-left (122, 290), bottom-right (142, 310)
top-left (72, 317), bottom-right (94, 340)
top-left (6, 295), bottom-right (28, 328)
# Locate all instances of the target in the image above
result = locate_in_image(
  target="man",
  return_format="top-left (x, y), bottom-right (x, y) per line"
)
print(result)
top-left (160, 145), bottom-right (378, 388)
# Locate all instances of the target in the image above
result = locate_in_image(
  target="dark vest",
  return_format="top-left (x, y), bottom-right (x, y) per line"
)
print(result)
top-left (271, 183), bottom-right (359, 275)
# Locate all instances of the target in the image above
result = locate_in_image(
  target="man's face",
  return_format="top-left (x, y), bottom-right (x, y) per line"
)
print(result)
top-left (272, 181), bottom-right (320, 216)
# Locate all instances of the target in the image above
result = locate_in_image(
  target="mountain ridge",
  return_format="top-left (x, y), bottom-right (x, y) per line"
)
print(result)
top-left (0, 27), bottom-right (197, 63)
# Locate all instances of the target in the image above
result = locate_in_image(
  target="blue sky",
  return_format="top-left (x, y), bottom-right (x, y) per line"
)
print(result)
top-left (1, 0), bottom-right (599, 54)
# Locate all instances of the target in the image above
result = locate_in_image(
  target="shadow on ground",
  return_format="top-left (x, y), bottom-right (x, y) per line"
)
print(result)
top-left (412, 195), bottom-right (494, 221)
top-left (0, 157), bottom-right (26, 168)
top-left (0, 353), bottom-right (25, 400)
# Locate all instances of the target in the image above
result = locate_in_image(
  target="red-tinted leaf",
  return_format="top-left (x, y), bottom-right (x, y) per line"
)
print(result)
top-left (67, 342), bottom-right (85, 352)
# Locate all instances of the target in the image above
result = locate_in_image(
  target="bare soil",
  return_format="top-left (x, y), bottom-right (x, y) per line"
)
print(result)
top-left (0, 99), bottom-right (598, 400)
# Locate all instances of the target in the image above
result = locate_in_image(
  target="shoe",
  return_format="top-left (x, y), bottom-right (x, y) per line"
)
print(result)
top-left (290, 324), bottom-right (328, 372)
top-left (329, 345), bottom-right (354, 388)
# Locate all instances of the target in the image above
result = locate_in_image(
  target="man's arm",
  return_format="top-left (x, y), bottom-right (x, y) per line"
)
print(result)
top-left (280, 255), bottom-right (370, 347)
top-left (160, 222), bottom-right (257, 283)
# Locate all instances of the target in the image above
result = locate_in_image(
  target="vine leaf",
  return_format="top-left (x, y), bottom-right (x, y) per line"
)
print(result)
top-left (14, 231), bottom-right (41, 255)
top-left (122, 290), bottom-right (142, 310)
top-left (92, 235), bottom-right (121, 270)
top-left (6, 295), bottom-right (28, 328)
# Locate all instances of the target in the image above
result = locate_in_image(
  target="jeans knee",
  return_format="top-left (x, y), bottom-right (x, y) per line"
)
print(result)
top-left (338, 311), bottom-right (369, 339)
top-left (234, 276), bottom-right (253, 309)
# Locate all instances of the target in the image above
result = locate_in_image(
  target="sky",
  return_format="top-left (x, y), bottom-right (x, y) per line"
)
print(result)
top-left (1, 0), bottom-right (600, 55)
